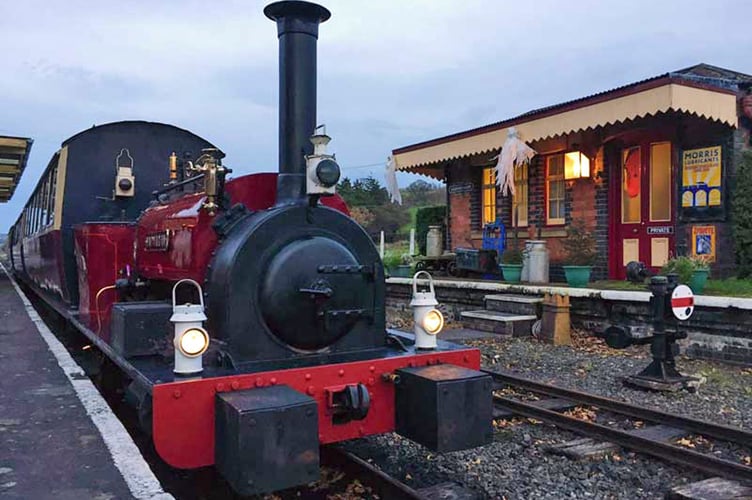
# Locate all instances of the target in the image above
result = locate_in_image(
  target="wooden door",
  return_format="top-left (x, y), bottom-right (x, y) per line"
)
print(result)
top-left (613, 141), bottom-right (674, 278)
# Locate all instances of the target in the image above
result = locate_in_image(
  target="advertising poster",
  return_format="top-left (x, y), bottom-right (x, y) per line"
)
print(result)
top-left (682, 146), bottom-right (722, 207)
top-left (691, 225), bottom-right (716, 262)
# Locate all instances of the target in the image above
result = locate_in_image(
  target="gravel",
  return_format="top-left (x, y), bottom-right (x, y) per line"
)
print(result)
top-left (344, 320), bottom-right (752, 499)
top-left (473, 333), bottom-right (752, 430)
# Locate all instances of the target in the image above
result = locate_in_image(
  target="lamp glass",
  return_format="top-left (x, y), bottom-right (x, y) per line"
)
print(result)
top-left (422, 309), bottom-right (444, 335)
top-left (179, 327), bottom-right (209, 357)
top-left (564, 151), bottom-right (590, 180)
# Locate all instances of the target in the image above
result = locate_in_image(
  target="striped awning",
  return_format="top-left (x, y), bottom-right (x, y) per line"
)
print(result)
top-left (0, 136), bottom-right (33, 202)
top-left (393, 78), bottom-right (738, 176)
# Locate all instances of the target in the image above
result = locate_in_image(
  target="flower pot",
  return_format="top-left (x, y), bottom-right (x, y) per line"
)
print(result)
top-left (563, 265), bottom-right (592, 288)
top-left (689, 268), bottom-right (709, 294)
top-left (500, 264), bottom-right (523, 283)
top-left (388, 264), bottom-right (413, 278)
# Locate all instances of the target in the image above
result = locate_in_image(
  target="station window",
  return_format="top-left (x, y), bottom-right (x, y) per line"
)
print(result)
top-left (546, 155), bottom-right (565, 225)
top-left (512, 163), bottom-right (528, 227)
top-left (481, 167), bottom-right (497, 226)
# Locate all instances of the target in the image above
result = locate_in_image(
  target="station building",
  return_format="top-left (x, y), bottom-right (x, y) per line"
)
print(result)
top-left (391, 64), bottom-right (752, 280)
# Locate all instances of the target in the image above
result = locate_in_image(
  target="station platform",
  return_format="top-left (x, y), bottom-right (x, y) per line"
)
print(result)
top-left (0, 269), bottom-right (171, 500)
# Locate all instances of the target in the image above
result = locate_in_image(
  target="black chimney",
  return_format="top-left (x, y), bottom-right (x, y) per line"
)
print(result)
top-left (264, 1), bottom-right (331, 205)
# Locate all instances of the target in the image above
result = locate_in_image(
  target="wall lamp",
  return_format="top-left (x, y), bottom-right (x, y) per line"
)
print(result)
top-left (564, 151), bottom-right (591, 180)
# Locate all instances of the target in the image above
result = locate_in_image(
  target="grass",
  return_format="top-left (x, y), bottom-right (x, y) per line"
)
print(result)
top-left (704, 278), bottom-right (752, 298)
top-left (590, 281), bottom-right (648, 292)
top-left (591, 278), bottom-right (752, 298)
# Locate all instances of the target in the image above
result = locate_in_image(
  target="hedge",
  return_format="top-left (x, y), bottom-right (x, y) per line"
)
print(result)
top-left (415, 205), bottom-right (446, 255)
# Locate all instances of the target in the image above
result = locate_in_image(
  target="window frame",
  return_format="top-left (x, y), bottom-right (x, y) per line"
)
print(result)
top-left (512, 162), bottom-right (528, 227)
top-left (481, 167), bottom-right (497, 227)
top-left (546, 155), bottom-right (566, 225)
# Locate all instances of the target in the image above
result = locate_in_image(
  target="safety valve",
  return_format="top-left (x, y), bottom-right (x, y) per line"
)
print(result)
top-left (170, 279), bottom-right (209, 375)
top-left (410, 271), bottom-right (444, 349)
top-left (306, 125), bottom-right (340, 195)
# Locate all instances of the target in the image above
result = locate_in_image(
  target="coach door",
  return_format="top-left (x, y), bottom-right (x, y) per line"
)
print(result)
top-left (614, 141), bottom-right (674, 279)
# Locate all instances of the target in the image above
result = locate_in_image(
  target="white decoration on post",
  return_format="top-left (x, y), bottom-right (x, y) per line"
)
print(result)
top-left (493, 127), bottom-right (537, 197)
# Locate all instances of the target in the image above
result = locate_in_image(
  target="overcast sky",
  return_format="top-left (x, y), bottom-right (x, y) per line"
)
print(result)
top-left (1, 0), bottom-right (750, 230)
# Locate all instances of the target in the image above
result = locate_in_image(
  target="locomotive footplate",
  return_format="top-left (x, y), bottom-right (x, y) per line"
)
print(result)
top-left (150, 341), bottom-right (483, 471)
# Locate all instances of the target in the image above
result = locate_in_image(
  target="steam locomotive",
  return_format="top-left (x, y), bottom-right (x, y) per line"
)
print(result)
top-left (9, 1), bottom-right (491, 495)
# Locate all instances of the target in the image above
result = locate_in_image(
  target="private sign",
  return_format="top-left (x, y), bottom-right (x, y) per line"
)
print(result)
top-left (671, 285), bottom-right (694, 320)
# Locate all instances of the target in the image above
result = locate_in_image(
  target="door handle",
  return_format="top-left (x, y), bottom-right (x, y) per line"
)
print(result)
top-left (632, 228), bottom-right (638, 234)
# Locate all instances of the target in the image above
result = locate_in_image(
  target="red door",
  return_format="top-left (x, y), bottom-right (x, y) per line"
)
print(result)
top-left (612, 140), bottom-right (674, 279)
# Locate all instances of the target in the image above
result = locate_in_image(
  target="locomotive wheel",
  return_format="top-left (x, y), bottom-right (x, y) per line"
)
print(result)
top-left (447, 261), bottom-right (458, 277)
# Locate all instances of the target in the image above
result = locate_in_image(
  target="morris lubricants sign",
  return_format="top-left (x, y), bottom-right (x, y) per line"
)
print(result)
top-left (682, 146), bottom-right (722, 207)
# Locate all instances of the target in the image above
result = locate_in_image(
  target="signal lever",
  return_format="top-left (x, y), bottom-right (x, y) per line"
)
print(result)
top-left (604, 274), bottom-right (697, 391)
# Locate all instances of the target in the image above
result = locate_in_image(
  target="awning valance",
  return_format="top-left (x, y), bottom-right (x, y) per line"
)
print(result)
top-left (0, 136), bottom-right (33, 202)
top-left (393, 79), bottom-right (738, 172)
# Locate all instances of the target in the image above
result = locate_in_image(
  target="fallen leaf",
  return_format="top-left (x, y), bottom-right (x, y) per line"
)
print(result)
top-left (676, 438), bottom-right (695, 448)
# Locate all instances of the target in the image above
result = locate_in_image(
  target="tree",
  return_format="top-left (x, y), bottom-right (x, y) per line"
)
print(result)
top-left (336, 175), bottom-right (388, 207)
top-left (403, 180), bottom-right (434, 206)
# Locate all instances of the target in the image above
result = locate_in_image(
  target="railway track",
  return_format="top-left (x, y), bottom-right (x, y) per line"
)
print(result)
top-left (485, 370), bottom-right (752, 483)
top-left (321, 447), bottom-right (425, 499)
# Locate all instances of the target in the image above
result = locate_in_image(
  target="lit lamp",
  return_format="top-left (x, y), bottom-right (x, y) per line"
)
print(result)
top-left (410, 271), bottom-right (444, 349)
top-left (171, 279), bottom-right (210, 375)
top-left (564, 151), bottom-right (591, 180)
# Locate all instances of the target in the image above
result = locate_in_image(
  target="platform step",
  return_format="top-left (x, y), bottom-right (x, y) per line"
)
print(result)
top-left (484, 294), bottom-right (543, 316)
top-left (460, 310), bottom-right (536, 337)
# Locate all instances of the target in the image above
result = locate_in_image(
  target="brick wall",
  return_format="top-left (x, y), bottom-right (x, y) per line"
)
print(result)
top-left (446, 160), bottom-right (477, 249)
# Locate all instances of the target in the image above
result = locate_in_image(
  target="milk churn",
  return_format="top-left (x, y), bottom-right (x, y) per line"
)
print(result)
top-left (426, 225), bottom-right (444, 257)
top-left (527, 240), bottom-right (550, 284)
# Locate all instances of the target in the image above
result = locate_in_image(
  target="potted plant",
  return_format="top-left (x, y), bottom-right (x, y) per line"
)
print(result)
top-left (500, 242), bottom-right (524, 282)
top-left (394, 253), bottom-right (414, 278)
top-left (661, 255), bottom-right (710, 294)
top-left (561, 222), bottom-right (597, 287)
top-left (382, 252), bottom-right (401, 277)
top-left (689, 256), bottom-right (711, 294)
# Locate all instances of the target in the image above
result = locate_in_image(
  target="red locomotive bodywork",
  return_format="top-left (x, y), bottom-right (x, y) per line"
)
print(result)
top-left (74, 223), bottom-right (135, 340)
top-left (135, 173), bottom-right (348, 282)
top-left (153, 348), bottom-right (482, 469)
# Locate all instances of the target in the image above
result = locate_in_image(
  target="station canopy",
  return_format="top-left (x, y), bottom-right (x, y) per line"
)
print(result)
top-left (392, 64), bottom-right (747, 179)
top-left (0, 136), bottom-right (33, 202)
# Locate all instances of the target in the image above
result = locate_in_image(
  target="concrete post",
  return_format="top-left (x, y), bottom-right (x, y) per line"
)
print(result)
top-left (540, 292), bottom-right (571, 345)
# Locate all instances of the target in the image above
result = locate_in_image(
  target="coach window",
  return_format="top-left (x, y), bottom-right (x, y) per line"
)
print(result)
top-left (482, 167), bottom-right (497, 226)
top-left (39, 179), bottom-right (48, 229)
top-left (31, 192), bottom-right (39, 234)
top-left (47, 165), bottom-right (57, 226)
top-left (546, 155), bottom-right (565, 225)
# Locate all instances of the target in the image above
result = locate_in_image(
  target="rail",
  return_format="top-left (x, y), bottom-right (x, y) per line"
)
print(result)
top-left (485, 370), bottom-right (752, 482)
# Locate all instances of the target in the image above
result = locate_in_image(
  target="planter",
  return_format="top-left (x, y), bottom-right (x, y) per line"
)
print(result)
top-left (689, 268), bottom-right (709, 294)
top-left (390, 264), bottom-right (413, 278)
top-left (499, 264), bottom-right (523, 283)
top-left (563, 265), bottom-right (592, 288)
